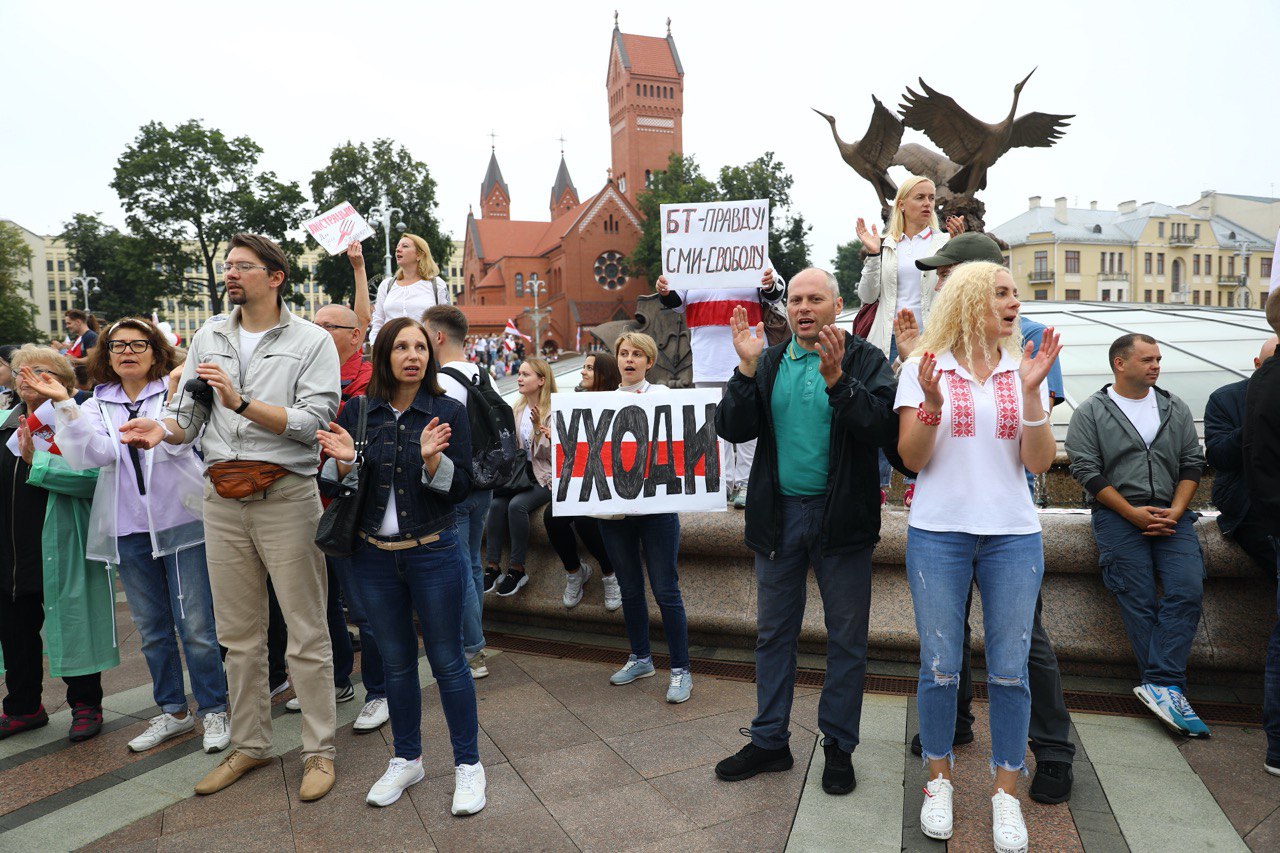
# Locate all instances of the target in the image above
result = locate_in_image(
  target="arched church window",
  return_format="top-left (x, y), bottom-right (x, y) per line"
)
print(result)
top-left (645, 170), bottom-right (652, 188)
top-left (514, 273), bottom-right (524, 296)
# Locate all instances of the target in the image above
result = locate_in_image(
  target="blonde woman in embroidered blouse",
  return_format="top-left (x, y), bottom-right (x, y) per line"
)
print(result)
top-left (894, 261), bottom-right (1061, 853)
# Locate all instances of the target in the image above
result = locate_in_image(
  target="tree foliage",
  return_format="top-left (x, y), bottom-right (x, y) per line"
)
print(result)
top-left (833, 240), bottom-right (866, 306)
top-left (0, 222), bottom-right (42, 344)
top-left (60, 213), bottom-right (191, 322)
top-left (629, 152), bottom-right (812, 284)
top-left (111, 119), bottom-right (307, 315)
top-left (309, 139), bottom-right (451, 306)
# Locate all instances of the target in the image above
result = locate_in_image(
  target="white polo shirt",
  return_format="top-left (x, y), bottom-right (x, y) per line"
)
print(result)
top-left (894, 348), bottom-right (1048, 535)
top-left (894, 227), bottom-right (935, 327)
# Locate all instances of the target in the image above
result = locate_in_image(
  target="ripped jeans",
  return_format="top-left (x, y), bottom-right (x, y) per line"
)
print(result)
top-left (906, 526), bottom-right (1043, 772)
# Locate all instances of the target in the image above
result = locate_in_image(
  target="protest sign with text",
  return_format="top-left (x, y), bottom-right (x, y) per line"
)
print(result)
top-left (660, 199), bottom-right (770, 290)
top-left (550, 388), bottom-right (726, 516)
top-left (303, 201), bottom-right (376, 255)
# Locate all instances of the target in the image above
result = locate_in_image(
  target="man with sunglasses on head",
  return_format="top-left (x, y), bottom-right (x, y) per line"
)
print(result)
top-left (120, 234), bottom-right (341, 802)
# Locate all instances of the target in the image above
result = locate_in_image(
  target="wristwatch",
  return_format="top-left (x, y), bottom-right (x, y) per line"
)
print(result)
top-left (234, 395), bottom-right (251, 414)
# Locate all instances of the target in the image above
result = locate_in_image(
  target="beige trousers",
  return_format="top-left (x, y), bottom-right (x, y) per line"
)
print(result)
top-left (202, 472), bottom-right (336, 761)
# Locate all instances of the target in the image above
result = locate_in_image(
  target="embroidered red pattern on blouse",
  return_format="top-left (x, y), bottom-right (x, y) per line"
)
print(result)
top-left (993, 371), bottom-right (1020, 440)
top-left (944, 371), bottom-right (975, 438)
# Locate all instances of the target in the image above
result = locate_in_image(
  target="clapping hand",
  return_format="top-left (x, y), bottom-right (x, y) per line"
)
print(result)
top-left (892, 309), bottom-right (920, 361)
top-left (316, 421), bottom-right (357, 463)
top-left (816, 325), bottom-right (846, 387)
top-left (420, 417), bottom-right (451, 463)
top-left (918, 352), bottom-right (943, 413)
top-left (529, 404), bottom-right (552, 441)
top-left (729, 304), bottom-right (765, 366)
top-left (119, 418), bottom-right (166, 450)
top-left (19, 366), bottom-right (70, 403)
top-left (855, 218), bottom-right (881, 255)
top-left (16, 420), bottom-right (34, 464)
top-left (1018, 327), bottom-right (1062, 394)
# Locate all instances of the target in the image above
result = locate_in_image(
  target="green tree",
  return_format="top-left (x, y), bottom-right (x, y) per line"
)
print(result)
top-left (833, 240), bottom-right (866, 306)
top-left (772, 213), bottom-right (813, 284)
top-left (0, 222), bottom-right (42, 344)
top-left (60, 213), bottom-right (192, 321)
top-left (309, 140), bottom-right (451, 306)
top-left (629, 153), bottom-right (720, 283)
top-left (111, 119), bottom-right (307, 315)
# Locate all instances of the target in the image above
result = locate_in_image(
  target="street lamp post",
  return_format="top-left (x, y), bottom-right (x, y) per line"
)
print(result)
top-left (68, 274), bottom-right (101, 314)
top-left (366, 193), bottom-right (406, 279)
top-left (523, 274), bottom-right (550, 355)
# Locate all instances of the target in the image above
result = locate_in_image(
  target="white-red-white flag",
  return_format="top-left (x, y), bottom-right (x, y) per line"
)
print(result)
top-left (504, 319), bottom-right (530, 340)
top-left (6, 400), bottom-right (61, 458)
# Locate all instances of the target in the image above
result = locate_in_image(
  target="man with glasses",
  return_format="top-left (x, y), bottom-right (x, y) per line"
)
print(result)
top-left (121, 234), bottom-right (341, 801)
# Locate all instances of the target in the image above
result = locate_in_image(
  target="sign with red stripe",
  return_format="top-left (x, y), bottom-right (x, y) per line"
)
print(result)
top-left (550, 388), bottom-right (726, 515)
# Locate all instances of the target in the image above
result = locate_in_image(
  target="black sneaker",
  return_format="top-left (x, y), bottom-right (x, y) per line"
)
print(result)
top-left (715, 729), bottom-right (793, 782)
top-left (336, 683), bottom-right (356, 704)
top-left (496, 570), bottom-right (527, 597)
top-left (1029, 759), bottom-right (1073, 804)
top-left (910, 728), bottom-right (975, 757)
top-left (821, 742), bottom-right (856, 795)
top-left (483, 567), bottom-right (503, 594)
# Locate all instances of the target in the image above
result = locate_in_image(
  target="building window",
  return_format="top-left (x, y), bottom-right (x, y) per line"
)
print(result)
top-left (1193, 290), bottom-right (1201, 305)
top-left (1033, 251), bottom-right (1047, 274)
top-left (1101, 289), bottom-right (1111, 301)
top-left (1193, 255), bottom-right (1200, 276)
top-left (1228, 291), bottom-right (1236, 307)
top-left (45, 260), bottom-right (53, 271)
top-left (57, 260), bottom-right (65, 271)
top-left (593, 250), bottom-right (627, 290)
top-left (48, 298), bottom-right (57, 311)
top-left (1117, 253), bottom-right (1123, 273)
top-left (1144, 289), bottom-right (1152, 302)
top-left (1263, 258), bottom-right (1273, 279)
top-left (1229, 257), bottom-right (1236, 277)
top-left (1194, 224), bottom-right (1200, 239)
top-left (1100, 251), bottom-right (1106, 272)
top-left (1205, 255), bottom-right (1213, 276)
top-left (1157, 253), bottom-right (1165, 275)
top-left (1245, 256), bottom-right (1251, 276)
top-left (1065, 251), bottom-right (1080, 274)
top-left (1158, 222), bottom-right (1165, 237)
top-left (1065, 289), bottom-right (1080, 301)
top-left (1034, 290), bottom-right (1048, 301)
top-left (1157, 290), bottom-right (1165, 303)
top-left (1144, 253), bottom-right (1152, 274)
top-left (514, 273), bottom-right (524, 296)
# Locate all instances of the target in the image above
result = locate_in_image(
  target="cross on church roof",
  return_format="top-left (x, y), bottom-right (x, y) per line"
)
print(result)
top-left (488, 130), bottom-right (497, 150)
top-left (557, 135), bottom-right (567, 156)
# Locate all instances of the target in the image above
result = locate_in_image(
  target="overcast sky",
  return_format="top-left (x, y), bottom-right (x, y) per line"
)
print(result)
top-left (4, 0), bottom-right (1277, 269)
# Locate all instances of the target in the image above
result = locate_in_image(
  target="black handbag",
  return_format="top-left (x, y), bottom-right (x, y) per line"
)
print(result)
top-left (315, 397), bottom-right (370, 557)
top-left (494, 459), bottom-right (535, 498)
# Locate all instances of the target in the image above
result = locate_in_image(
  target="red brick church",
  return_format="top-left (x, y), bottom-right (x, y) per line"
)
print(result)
top-left (457, 18), bottom-right (685, 350)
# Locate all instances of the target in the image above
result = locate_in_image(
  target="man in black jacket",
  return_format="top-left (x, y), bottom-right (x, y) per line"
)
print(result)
top-left (1243, 292), bottom-right (1280, 776)
top-left (712, 268), bottom-right (897, 795)
top-left (1205, 335), bottom-right (1277, 570)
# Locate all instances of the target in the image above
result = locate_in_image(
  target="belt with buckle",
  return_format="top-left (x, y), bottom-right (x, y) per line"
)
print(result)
top-left (357, 530), bottom-right (442, 551)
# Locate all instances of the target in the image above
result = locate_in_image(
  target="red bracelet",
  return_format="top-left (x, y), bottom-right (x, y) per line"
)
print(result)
top-left (916, 408), bottom-right (941, 426)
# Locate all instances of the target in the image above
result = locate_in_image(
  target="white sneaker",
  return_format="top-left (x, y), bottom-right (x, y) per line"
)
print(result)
top-left (601, 574), bottom-right (622, 611)
top-left (366, 756), bottom-right (425, 806)
top-left (201, 711), bottom-right (230, 753)
top-left (563, 563), bottom-right (592, 608)
top-left (353, 698), bottom-right (389, 732)
top-left (128, 712), bottom-right (195, 752)
top-left (919, 774), bottom-right (953, 840)
top-left (451, 761), bottom-right (487, 815)
top-left (992, 788), bottom-right (1028, 853)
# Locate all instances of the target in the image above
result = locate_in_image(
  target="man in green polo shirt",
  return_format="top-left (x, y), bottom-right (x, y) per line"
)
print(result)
top-left (713, 268), bottom-right (898, 796)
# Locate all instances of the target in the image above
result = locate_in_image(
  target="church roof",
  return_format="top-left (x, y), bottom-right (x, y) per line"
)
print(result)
top-left (550, 156), bottom-right (577, 206)
top-left (481, 151), bottom-right (509, 199)
top-left (612, 28), bottom-right (683, 77)
top-left (472, 219), bottom-right (551, 261)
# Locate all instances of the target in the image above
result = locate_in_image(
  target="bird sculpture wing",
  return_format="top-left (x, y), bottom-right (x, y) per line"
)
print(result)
top-left (860, 95), bottom-right (904, 173)
top-left (899, 78), bottom-right (988, 165)
top-left (1008, 111), bottom-right (1074, 150)
top-left (891, 143), bottom-right (960, 186)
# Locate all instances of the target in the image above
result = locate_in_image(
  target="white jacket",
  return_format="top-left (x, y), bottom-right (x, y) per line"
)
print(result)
top-left (855, 230), bottom-right (949, 357)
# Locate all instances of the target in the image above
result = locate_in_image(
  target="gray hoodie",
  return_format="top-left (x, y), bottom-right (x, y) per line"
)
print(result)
top-left (1065, 384), bottom-right (1204, 507)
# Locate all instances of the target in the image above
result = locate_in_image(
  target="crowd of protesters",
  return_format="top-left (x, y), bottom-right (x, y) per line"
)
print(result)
top-left (1, 194), bottom-right (1278, 852)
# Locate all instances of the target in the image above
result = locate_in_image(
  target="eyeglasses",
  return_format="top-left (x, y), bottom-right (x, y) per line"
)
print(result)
top-left (107, 340), bottom-right (153, 354)
top-left (222, 261), bottom-right (269, 274)
top-left (316, 323), bottom-right (357, 331)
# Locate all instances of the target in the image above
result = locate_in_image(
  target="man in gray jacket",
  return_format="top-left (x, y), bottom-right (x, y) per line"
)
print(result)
top-left (1065, 333), bottom-right (1209, 737)
top-left (122, 234), bottom-right (341, 800)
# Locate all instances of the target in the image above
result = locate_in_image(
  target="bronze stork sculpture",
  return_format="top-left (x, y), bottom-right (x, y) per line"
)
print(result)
top-left (899, 68), bottom-right (1072, 196)
top-left (812, 96), bottom-right (903, 221)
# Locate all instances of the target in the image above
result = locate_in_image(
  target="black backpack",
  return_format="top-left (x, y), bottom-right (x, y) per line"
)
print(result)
top-left (439, 366), bottom-right (522, 490)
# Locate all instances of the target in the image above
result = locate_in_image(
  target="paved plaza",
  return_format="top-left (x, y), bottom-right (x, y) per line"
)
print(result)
top-left (0, 595), bottom-right (1276, 852)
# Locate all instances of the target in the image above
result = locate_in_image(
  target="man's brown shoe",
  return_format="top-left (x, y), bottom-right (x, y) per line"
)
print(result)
top-left (195, 750), bottom-right (272, 795)
top-left (299, 756), bottom-right (335, 801)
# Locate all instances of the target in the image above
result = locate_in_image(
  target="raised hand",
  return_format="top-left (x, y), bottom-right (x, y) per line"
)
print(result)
top-left (655, 274), bottom-right (671, 296)
top-left (855, 218), bottom-right (881, 255)
top-left (1019, 327), bottom-right (1062, 393)
top-left (816, 325), bottom-right (846, 387)
top-left (760, 268), bottom-right (775, 290)
top-left (529, 404), bottom-right (551, 440)
top-left (346, 240), bottom-right (364, 269)
top-left (119, 418), bottom-right (166, 450)
top-left (729, 304), bottom-right (766, 366)
top-left (420, 416), bottom-right (452, 462)
top-left (316, 421), bottom-right (356, 463)
top-left (19, 366), bottom-right (70, 403)
top-left (16, 420), bottom-right (34, 464)
top-left (945, 215), bottom-right (967, 237)
top-left (918, 352), bottom-right (943, 412)
top-left (892, 309), bottom-right (920, 360)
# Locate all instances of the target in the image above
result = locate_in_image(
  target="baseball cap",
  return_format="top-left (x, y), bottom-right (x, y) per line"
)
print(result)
top-left (915, 232), bottom-right (1004, 270)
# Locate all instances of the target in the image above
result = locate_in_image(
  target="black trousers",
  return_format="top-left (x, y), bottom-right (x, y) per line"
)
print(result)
top-left (958, 587), bottom-right (1076, 764)
top-left (1225, 516), bottom-right (1279, 575)
top-left (266, 579), bottom-right (289, 689)
top-left (0, 592), bottom-right (103, 716)
top-left (542, 505), bottom-right (614, 575)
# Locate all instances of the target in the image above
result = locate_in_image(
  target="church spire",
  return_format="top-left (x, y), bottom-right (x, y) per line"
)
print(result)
top-left (480, 149), bottom-right (510, 220)
top-left (550, 154), bottom-right (579, 216)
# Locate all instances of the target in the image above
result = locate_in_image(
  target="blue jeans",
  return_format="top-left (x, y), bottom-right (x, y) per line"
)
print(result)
top-left (878, 336), bottom-right (915, 490)
top-left (599, 514), bottom-right (689, 670)
top-left (455, 490), bottom-right (492, 658)
top-left (752, 495), bottom-right (873, 753)
top-left (350, 529), bottom-right (478, 763)
top-left (327, 556), bottom-right (384, 700)
top-left (906, 527), bottom-right (1043, 771)
top-left (115, 534), bottom-right (227, 716)
top-left (1266, 543), bottom-right (1280, 763)
top-left (1092, 506), bottom-right (1205, 689)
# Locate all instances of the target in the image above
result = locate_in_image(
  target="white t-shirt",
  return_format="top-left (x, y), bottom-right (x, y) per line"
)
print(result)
top-left (370, 277), bottom-right (451, 344)
top-left (1107, 387), bottom-right (1160, 447)
top-left (894, 228), bottom-right (936, 326)
top-left (894, 349), bottom-right (1048, 535)
top-left (238, 327), bottom-right (269, 368)
top-left (377, 406), bottom-right (406, 536)
top-left (438, 360), bottom-right (479, 407)
top-left (516, 405), bottom-right (534, 453)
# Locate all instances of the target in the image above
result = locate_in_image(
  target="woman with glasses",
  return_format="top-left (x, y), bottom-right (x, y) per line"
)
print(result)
top-left (31, 319), bottom-right (230, 754)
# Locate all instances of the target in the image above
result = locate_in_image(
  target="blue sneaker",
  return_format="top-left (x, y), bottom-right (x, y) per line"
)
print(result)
top-left (610, 655), bottom-right (656, 685)
top-left (666, 669), bottom-right (692, 704)
top-left (1133, 684), bottom-right (1179, 732)
top-left (1164, 686), bottom-right (1210, 737)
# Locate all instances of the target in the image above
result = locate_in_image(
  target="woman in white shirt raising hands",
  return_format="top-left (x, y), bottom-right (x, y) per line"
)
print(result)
top-left (368, 233), bottom-right (451, 345)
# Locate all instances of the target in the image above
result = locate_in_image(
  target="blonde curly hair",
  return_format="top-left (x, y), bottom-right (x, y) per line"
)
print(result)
top-left (914, 261), bottom-right (1022, 372)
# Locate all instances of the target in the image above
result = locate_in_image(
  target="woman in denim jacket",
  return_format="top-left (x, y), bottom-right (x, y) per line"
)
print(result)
top-left (318, 316), bottom-right (482, 814)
